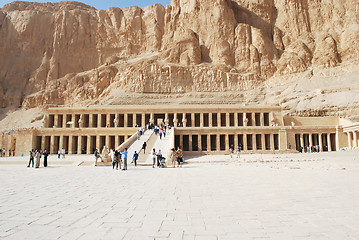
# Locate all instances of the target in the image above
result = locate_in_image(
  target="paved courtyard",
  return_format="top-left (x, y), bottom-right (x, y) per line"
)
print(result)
top-left (0, 151), bottom-right (359, 240)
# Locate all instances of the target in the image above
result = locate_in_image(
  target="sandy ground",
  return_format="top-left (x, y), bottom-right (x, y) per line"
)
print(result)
top-left (0, 151), bottom-right (358, 239)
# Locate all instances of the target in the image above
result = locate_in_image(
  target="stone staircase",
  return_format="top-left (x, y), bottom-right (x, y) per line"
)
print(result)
top-left (142, 129), bottom-right (173, 166)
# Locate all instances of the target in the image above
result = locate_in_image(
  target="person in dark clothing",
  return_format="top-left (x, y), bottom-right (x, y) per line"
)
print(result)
top-left (43, 149), bottom-right (48, 167)
top-left (142, 142), bottom-right (147, 154)
top-left (27, 150), bottom-right (34, 167)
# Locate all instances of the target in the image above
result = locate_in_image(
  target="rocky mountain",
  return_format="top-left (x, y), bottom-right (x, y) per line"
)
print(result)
top-left (0, 0), bottom-right (359, 128)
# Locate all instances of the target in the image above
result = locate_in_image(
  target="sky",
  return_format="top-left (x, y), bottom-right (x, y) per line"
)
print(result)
top-left (0, 0), bottom-right (171, 9)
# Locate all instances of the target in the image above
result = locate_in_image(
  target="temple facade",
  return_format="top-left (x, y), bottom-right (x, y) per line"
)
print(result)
top-left (6, 104), bottom-right (358, 157)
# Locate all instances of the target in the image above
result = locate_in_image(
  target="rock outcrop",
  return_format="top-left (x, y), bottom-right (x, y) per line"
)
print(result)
top-left (0, 0), bottom-right (359, 122)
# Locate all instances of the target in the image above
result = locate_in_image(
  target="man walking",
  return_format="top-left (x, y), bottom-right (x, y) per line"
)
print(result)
top-left (121, 148), bottom-right (128, 171)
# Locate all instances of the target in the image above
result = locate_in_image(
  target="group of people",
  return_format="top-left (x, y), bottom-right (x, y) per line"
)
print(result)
top-left (169, 146), bottom-right (184, 168)
top-left (299, 145), bottom-right (323, 153)
top-left (57, 148), bottom-right (66, 159)
top-left (94, 147), bottom-right (139, 171)
top-left (27, 149), bottom-right (49, 168)
top-left (0, 148), bottom-right (15, 157)
top-left (229, 145), bottom-right (242, 159)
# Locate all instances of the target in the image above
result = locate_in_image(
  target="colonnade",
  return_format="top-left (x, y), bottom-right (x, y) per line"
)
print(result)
top-left (46, 111), bottom-right (275, 129)
top-left (346, 130), bottom-right (359, 148)
top-left (295, 132), bottom-right (336, 152)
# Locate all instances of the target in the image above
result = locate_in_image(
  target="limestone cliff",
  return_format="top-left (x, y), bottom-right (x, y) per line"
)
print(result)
top-left (0, 0), bottom-right (359, 125)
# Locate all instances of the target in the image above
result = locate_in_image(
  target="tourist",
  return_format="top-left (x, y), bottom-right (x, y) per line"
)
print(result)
top-left (35, 150), bottom-right (41, 168)
top-left (176, 146), bottom-right (183, 168)
top-left (94, 149), bottom-right (100, 166)
top-left (110, 149), bottom-right (114, 166)
top-left (8, 149), bottom-right (11, 157)
top-left (163, 129), bottom-right (166, 138)
top-left (121, 148), bottom-right (128, 171)
top-left (142, 142), bottom-right (147, 154)
top-left (57, 149), bottom-right (61, 159)
top-left (151, 148), bottom-right (156, 168)
top-left (27, 150), bottom-right (34, 167)
top-left (132, 151), bottom-right (138, 167)
top-left (2, 148), bottom-right (5, 157)
top-left (159, 131), bottom-right (162, 140)
top-left (61, 148), bottom-right (66, 158)
top-left (229, 147), bottom-right (233, 158)
top-left (156, 149), bottom-right (163, 167)
top-left (170, 148), bottom-right (176, 168)
top-left (113, 150), bottom-right (120, 170)
top-left (236, 145), bottom-right (241, 159)
top-left (43, 149), bottom-right (48, 167)
top-left (137, 130), bottom-right (141, 140)
top-left (12, 149), bottom-right (15, 156)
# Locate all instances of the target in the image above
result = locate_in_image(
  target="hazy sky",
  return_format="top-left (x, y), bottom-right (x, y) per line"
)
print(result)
top-left (0, 0), bottom-right (171, 9)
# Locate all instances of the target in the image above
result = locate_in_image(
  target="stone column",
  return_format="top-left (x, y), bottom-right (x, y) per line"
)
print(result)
top-left (124, 113), bottom-right (128, 127)
top-left (179, 135), bottom-right (183, 148)
top-left (86, 135), bottom-right (91, 154)
top-left (189, 134), bottom-right (193, 151)
top-left (54, 115), bottom-right (58, 128)
top-left (243, 116), bottom-right (248, 127)
top-left (319, 133), bottom-right (323, 152)
top-left (142, 113), bottom-right (146, 127)
top-left (106, 135), bottom-right (110, 149)
top-left (243, 134), bottom-right (248, 151)
top-left (279, 130), bottom-right (287, 151)
top-left (309, 134), bottom-right (313, 149)
top-left (106, 114), bottom-right (110, 127)
top-left (62, 115), bottom-right (67, 128)
top-left (218, 113), bottom-right (221, 127)
top-left (207, 134), bottom-right (211, 152)
top-left (96, 135), bottom-right (100, 151)
top-left (261, 134), bottom-right (266, 151)
top-left (165, 113), bottom-right (169, 125)
top-left (133, 114), bottom-right (137, 127)
top-left (59, 135), bottom-right (63, 150)
top-left (216, 134), bottom-right (221, 152)
top-left (115, 135), bottom-right (119, 149)
top-left (270, 134), bottom-right (275, 152)
top-left (191, 113), bottom-right (195, 127)
top-left (89, 114), bottom-right (93, 128)
top-left (97, 114), bottom-right (101, 128)
top-left (174, 113), bottom-right (178, 127)
top-left (300, 134), bottom-right (304, 149)
top-left (40, 136), bottom-right (45, 151)
top-left (234, 134), bottom-right (238, 149)
top-left (353, 131), bottom-right (358, 148)
top-left (50, 135), bottom-right (55, 154)
top-left (150, 113), bottom-right (154, 125)
top-left (252, 114), bottom-right (256, 127)
top-left (209, 113), bottom-right (213, 127)
top-left (328, 134), bottom-right (332, 152)
top-left (253, 134), bottom-right (257, 151)
top-left (78, 136), bottom-right (82, 155)
top-left (260, 112), bottom-right (265, 126)
top-left (347, 132), bottom-right (352, 148)
top-left (225, 134), bottom-right (229, 151)
top-left (200, 113), bottom-right (204, 128)
top-left (234, 113), bottom-right (238, 127)
top-left (198, 134), bottom-right (202, 151)
top-left (226, 113), bottom-right (230, 127)
top-left (182, 115), bottom-right (187, 128)
top-left (69, 136), bottom-right (73, 154)
top-left (72, 114), bottom-right (76, 128)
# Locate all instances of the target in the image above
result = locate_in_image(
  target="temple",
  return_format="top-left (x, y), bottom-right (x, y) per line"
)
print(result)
top-left (2, 104), bottom-right (358, 157)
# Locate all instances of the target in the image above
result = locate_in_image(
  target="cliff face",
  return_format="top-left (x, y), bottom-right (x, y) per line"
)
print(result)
top-left (0, 0), bottom-right (358, 115)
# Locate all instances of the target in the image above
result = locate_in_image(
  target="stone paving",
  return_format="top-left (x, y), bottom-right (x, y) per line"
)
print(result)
top-left (0, 151), bottom-right (359, 239)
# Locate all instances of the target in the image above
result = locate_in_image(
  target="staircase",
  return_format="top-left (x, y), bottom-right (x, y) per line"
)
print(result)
top-left (142, 129), bottom-right (173, 166)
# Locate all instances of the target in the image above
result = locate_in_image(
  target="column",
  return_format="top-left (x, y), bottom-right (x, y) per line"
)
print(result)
top-left (243, 114), bottom-right (248, 127)
top-left (279, 129), bottom-right (287, 151)
top-left (41, 136), bottom-right (46, 151)
top-left (260, 112), bottom-right (265, 126)
top-left (218, 113), bottom-right (221, 127)
top-left (133, 114), bottom-right (137, 127)
top-left (261, 134), bottom-right (266, 151)
top-left (142, 113), bottom-right (146, 127)
top-left (165, 113), bottom-right (169, 125)
top-left (50, 135), bottom-right (55, 154)
top-left (59, 135), bottom-right (63, 150)
top-left (77, 136), bottom-right (82, 155)
top-left (106, 135), bottom-right (110, 149)
top-left (198, 134), bottom-right (202, 151)
top-left (89, 114), bottom-right (93, 128)
top-left (216, 134), bottom-right (221, 152)
top-left (179, 135), bottom-right (183, 148)
top-left (96, 135), bottom-right (100, 151)
top-left (225, 134), bottom-right (229, 151)
top-left (252, 114), bottom-right (256, 127)
top-left (354, 131), bottom-right (358, 148)
top-left (328, 134), bottom-right (332, 151)
top-left (54, 115), bottom-right (58, 128)
top-left (300, 134), bottom-right (304, 149)
top-left (189, 134), bottom-right (192, 151)
top-left (234, 134), bottom-right (239, 149)
top-left (72, 114), bottom-right (76, 128)
top-left (319, 133), bottom-right (323, 152)
top-left (207, 134), bottom-right (211, 152)
top-left (309, 134), bottom-right (313, 148)
top-left (200, 113), bottom-right (204, 128)
top-left (68, 136), bottom-right (73, 154)
top-left (115, 135), bottom-right (119, 149)
top-left (209, 113), bottom-right (213, 127)
top-left (86, 135), bottom-right (91, 154)
top-left (253, 134), bottom-right (257, 151)
top-left (182, 115), bottom-right (187, 128)
top-left (106, 114), bottom-right (110, 127)
top-left (174, 113), bottom-right (178, 127)
top-left (150, 113), bottom-right (154, 125)
top-left (243, 133), bottom-right (248, 151)
top-left (62, 115), bottom-right (67, 128)
top-left (347, 132), bottom-right (352, 148)
top-left (97, 114), bottom-right (101, 128)
top-left (270, 134), bottom-right (275, 152)
top-left (124, 113), bottom-right (128, 127)
top-left (234, 113), bottom-right (238, 127)
top-left (191, 113), bottom-right (195, 127)
top-left (226, 113), bottom-right (230, 127)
